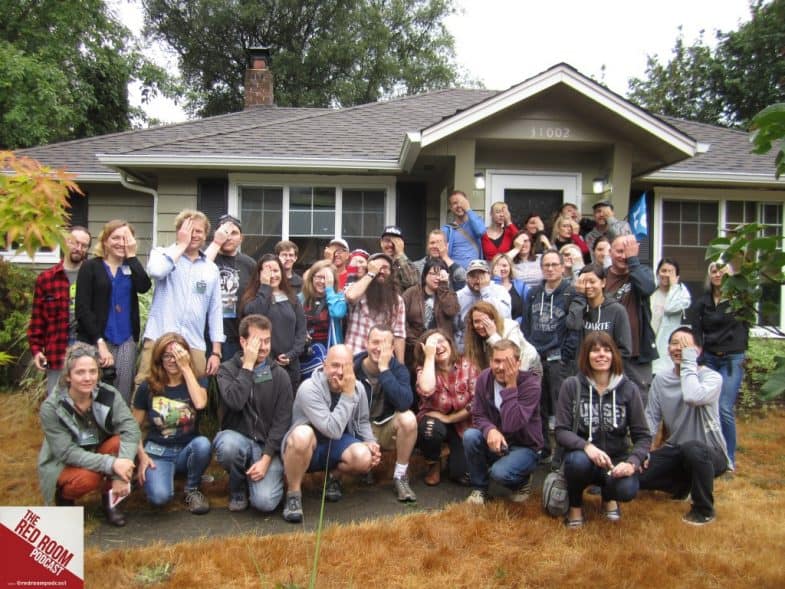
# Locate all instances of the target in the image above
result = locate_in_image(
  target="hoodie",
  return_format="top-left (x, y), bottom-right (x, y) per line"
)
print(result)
top-left (353, 351), bottom-right (413, 423)
top-left (555, 372), bottom-right (651, 467)
top-left (566, 294), bottom-right (633, 359)
top-left (524, 278), bottom-right (579, 360)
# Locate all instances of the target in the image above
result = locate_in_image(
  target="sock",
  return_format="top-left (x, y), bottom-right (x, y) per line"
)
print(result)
top-left (393, 462), bottom-right (408, 480)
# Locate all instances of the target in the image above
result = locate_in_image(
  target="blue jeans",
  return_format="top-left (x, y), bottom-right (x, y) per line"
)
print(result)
top-left (563, 450), bottom-right (639, 508)
top-left (702, 351), bottom-right (745, 466)
top-left (143, 436), bottom-right (212, 506)
top-left (213, 429), bottom-right (284, 512)
top-left (463, 428), bottom-right (539, 491)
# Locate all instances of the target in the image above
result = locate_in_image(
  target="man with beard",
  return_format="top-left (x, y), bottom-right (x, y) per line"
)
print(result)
top-left (137, 209), bottom-right (224, 382)
top-left (379, 225), bottom-right (419, 292)
top-left (344, 253), bottom-right (406, 362)
top-left (454, 259), bottom-right (511, 353)
top-left (205, 214), bottom-right (256, 361)
top-left (28, 226), bottom-right (92, 396)
top-left (414, 229), bottom-right (466, 291)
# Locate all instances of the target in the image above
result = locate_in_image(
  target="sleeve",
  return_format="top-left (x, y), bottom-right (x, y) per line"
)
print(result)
top-left (132, 382), bottom-right (151, 412)
top-left (680, 348), bottom-right (722, 406)
top-left (325, 287), bottom-right (348, 319)
top-left (126, 256), bottom-right (152, 294)
top-left (297, 380), bottom-right (356, 440)
top-left (242, 284), bottom-right (273, 317)
top-left (216, 362), bottom-right (253, 411)
top-left (207, 266), bottom-right (225, 343)
top-left (146, 245), bottom-right (178, 279)
top-left (480, 285), bottom-right (511, 319)
top-left (645, 377), bottom-right (663, 436)
top-left (288, 300), bottom-right (308, 359)
top-left (625, 386), bottom-right (652, 467)
top-left (466, 208), bottom-right (486, 239)
top-left (395, 256), bottom-right (420, 292)
top-left (497, 372), bottom-right (541, 434)
top-left (613, 306), bottom-right (633, 359)
top-left (470, 373), bottom-right (496, 437)
top-left (40, 403), bottom-right (116, 476)
top-left (565, 292), bottom-right (587, 330)
top-left (626, 257), bottom-right (657, 297)
top-left (27, 274), bottom-right (47, 355)
top-left (378, 360), bottom-right (414, 411)
top-left (75, 260), bottom-right (102, 343)
top-left (263, 370), bottom-right (294, 458)
top-left (554, 377), bottom-right (589, 451)
top-left (435, 283), bottom-right (460, 318)
top-left (664, 283), bottom-right (691, 316)
top-left (392, 296), bottom-right (406, 339)
top-left (354, 382), bottom-right (377, 443)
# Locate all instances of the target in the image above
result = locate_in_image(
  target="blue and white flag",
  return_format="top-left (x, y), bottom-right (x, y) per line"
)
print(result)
top-left (630, 192), bottom-right (648, 241)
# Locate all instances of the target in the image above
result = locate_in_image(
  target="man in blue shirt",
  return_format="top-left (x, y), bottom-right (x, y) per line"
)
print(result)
top-left (442, 190), bottom-right (485, 270)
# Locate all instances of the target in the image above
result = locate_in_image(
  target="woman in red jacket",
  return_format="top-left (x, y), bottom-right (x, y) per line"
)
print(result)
top-left (481, 201), bottom-right (518, 260)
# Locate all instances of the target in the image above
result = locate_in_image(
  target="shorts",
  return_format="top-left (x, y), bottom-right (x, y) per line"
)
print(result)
top-left (371, 416), bottom-right (398, 451)
top-left (308, 432), bottom-right (362, 472)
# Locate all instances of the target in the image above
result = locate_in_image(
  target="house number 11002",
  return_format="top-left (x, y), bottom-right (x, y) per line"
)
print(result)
top-left (530, 127), bottom-right (570, 138)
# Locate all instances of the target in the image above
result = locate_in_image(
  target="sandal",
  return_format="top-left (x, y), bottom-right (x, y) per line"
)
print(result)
top-left (603, 502), bottom-right (622, 522)
top-left (564, 516), bottom-right (584, 529)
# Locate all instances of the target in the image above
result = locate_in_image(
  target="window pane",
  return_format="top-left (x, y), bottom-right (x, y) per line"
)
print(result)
top-left (726, 201), bottom-right (743, 224)
top-left (343, 213), bottom-right (363, 236)
top-left (290, 187), bottom-right (312, 208)
top-left (262, 215), bottom-right (282, 235)
top-left (313, 212), bottom-right (335, 235)
top-left (341, 189), bottom-right (385, 238)
top-left (681, 202), bottom-right (698, 222)
top-left (662, 223), bottom-right (680, 245)
top-left (289, 211), bottom-right (311, 235)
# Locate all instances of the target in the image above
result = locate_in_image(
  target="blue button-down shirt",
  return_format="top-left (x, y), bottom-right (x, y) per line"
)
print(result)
top-left (144, 245), bottom-right (225, 350)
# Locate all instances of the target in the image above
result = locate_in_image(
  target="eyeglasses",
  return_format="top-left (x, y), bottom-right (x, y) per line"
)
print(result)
top-left (542, 262), bottom-right (562, 268)
top-left (162, 353), bottom-right (176, 362)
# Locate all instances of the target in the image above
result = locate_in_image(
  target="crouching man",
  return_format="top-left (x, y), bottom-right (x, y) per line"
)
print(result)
top-left (463, 340), bottom-right (543, 504)
top-left (639, 326), bottom-right (730, 525)
top-left (281, 344), bottom-right (380, 522)
top-left (215, 314), bottom-right (293, 513)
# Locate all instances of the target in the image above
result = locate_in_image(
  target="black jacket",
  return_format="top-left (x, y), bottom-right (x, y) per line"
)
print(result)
top-left (353, 352), bottom-right (413, 423)
top-left (690, 293), bottom-right (749, 354)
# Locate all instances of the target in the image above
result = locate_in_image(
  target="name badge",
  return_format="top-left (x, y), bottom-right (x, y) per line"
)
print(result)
top-left (195, 280), bottom-right (207, 294)
top-left (121, 265), bottom-right (132, 275)
top-left (253, 365), bottom-right (273, 383)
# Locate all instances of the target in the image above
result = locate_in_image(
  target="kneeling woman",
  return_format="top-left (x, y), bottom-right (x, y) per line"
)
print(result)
top-left (555, 331), bottom-right (651, 527)
top-left (38, 343), bottom-right (140, 526)
top-left (133, 333), bottom-right (212, 514)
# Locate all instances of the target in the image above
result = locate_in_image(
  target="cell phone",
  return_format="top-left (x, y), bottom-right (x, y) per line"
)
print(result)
top-left (41, 357), bottom-right (48, 368)
top-left (499, 443), bottom-right (509, 455)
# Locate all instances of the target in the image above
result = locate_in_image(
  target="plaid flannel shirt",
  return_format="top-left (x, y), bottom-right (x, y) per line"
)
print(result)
top-left (27, 262), bottom-right (70, 369)
top-left (344, 294), bottom-right (406, 356)
top-left (416, 356), bottom-right (477, 437)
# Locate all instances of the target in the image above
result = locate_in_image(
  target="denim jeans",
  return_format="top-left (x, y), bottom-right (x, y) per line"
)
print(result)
top-left (702, 351), bottom-right (745, 466)
top-left (213, 429), bottom-right (284, 512)
top-left (143, 436), bottom-right (212, 506)
top-left (563, 450), bottom-right (639, 508)
top-left (463, 427), bottom-right (539, 491)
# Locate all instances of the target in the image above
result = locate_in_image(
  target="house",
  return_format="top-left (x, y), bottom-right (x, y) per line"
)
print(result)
top-left (9, 56), bottom-right (785, 328)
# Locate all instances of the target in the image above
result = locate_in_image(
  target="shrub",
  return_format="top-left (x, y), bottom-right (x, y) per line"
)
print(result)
top-left (740, 337), bottom-right (785, 414)
top-left (0, 259), bottom-right (38, 389)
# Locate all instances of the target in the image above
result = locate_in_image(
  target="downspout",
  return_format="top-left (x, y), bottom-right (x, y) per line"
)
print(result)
top-left (119, 171), bottom-right (159, 248)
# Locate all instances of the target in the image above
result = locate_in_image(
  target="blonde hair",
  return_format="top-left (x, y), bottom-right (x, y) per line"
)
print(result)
top-left (94, 220), bottom-right (134, 258)
top-left (552, 214), bottom-right (577, 243)
top-left (463, 301), bottom-right (504, 370)
top-left (302, 259), bottom-right (339, 307)
top-left (174, 209), bottom-right (210, 234)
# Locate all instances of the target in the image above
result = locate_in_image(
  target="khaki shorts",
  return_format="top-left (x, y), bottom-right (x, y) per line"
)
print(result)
top-left (371, 414), bottom-right (400, 451)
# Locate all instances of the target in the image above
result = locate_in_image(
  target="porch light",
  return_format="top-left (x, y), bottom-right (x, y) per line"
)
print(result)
top-left (592, 176), bottom-right (611, 194)
top-left (474, 173), bottom-right (486, 190)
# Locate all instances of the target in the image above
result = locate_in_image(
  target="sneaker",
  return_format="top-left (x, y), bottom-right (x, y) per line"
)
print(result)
top-left (508, 479), bottom-right (532, 503)
top-left (538, 449), bottom-right (553, 465)
top-left (465, 489), bottom-right (487, 505)
top-left (603, 502), bottom-right (622, 522)
top-left (682, 509), bottom-right (715, 526)
top-left (184, 489), bottom-right (210, 515)
top-left (394, 477), bottom-right (417, 502)
top-left (325, 474), bottom-right (342, 502)
top-left (548, 416), bottom-right (556, 432)
top-left (228, 494), bottom-right (248, 512)
top-left (282, 493), bottom-right (303, 523)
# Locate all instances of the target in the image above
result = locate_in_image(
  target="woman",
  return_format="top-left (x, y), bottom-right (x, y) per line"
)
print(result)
top-left (300, 259), bottom-right (347, 346)
top-left (38, 343), bottom-right (140, 526)
top-left (482, 202), bottom-right (518, 260)
top-left (552, 215), bottom-right (591, 264)
top-left (491, 253), bottom-right (528, 326)
top-left (508, 230), bottom-right (543, 289)
top-left (344, 249), bottom-right (369, 289)
top-left (690, 262), bottom-right (749, 470)
top-left (240, 254), bottom-right (307, 390)
top-left (415, 329), bottom-right (477, 486)
top-left (559, 243), bottom-right (585, 282)
top-left (133, 333), bottom-right (211, 514)
top-left (402, 258), bottom-right (459, 368)
top-left (567, 263), bottom-right (632, 360)
top-left (463, 301), bottom-right (541, 375)
top-left (76, 220), bottom-right (152, 402)
top-left (555, 332), bottom-right (651, 527)
top-left (651, 258), bottom-right (692, 375)
top-left (592, 235), bottom-right (612, 269)
top-left (522, 213), bottom-right (552, 254)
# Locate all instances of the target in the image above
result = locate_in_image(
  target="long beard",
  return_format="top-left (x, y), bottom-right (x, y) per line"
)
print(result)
top-left (366, 279), bottom-right (398, 317)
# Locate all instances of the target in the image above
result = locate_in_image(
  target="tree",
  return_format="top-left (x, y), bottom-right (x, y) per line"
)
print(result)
top-left (627, 0), bottom-right (785, 128)
top-left (142, 0), bottom-right (462, 117)
top-left (0, 0), bottom-right (171, 149)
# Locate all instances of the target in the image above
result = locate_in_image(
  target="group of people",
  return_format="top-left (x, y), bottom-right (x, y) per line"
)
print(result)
top-left (30, 190), bottom-right (748, 529)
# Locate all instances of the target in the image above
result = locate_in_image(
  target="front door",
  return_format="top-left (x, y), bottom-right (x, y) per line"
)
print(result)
top-left (503, 189), bottom-right (563, 230)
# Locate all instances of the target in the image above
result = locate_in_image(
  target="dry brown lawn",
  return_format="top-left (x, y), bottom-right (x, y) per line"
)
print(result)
top-left (2, 392), bottom-right (784, 588)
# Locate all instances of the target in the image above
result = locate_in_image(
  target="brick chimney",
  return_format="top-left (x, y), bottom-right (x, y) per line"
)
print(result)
top-left (244, 46), bottom-right (273, 108)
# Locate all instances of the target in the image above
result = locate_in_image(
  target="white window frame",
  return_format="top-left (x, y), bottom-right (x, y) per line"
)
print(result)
top-left (228, 173), bottom-right (395, 239)
top-left (0, 246), bottom-right (60, 264)
top-left (654, 186), bottom-right (785, 332)
top-left (482, 170), bottom-right (582, 219)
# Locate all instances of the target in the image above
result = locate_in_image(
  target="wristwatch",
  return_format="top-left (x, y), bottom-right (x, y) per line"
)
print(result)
top-left (367, 272), bottom-right (378, 280)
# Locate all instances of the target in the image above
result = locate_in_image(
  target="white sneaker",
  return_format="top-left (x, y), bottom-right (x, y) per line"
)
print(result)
top-left (465, 489), bottom-right (487, 505)
top-left (508, 480), bottom-right (531, 503)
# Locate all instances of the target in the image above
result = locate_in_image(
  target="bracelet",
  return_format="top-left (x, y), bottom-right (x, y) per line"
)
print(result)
top-left (210, 352), bottom-right (222, 359)
top-left (366, 272), bottom-right (377, 279)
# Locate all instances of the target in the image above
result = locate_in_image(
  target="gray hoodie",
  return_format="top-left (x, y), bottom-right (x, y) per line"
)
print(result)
top-left (567, 295), bottom-right (632, 359)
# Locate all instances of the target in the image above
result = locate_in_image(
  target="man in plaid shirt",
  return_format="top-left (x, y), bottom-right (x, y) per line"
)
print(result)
top-left (28, 226), bottom-right (92, 395)
top-left (344, 253), bottom-right (406, 362)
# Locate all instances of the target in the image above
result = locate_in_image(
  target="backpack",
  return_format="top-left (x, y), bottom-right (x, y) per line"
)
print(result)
top-left (542, 393), bottom-right (579, 517)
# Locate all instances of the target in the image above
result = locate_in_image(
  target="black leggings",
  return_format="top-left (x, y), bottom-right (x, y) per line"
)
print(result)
top-left (417, 417), bottom-right (467, 482)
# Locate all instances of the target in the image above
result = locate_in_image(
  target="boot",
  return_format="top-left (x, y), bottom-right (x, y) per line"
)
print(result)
top-left (102, 491), bottom-right (127, 527)
top-left (424, 461), bottom-right (441, 486)
top-left (55, 488), bottom-right (74, 507)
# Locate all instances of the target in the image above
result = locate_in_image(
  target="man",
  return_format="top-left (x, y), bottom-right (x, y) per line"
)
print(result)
top-left (137, 209), bottom-right (224, 382)
top-left (354, 325), bottom-right (417, 501)
top-left (455, 259), bottom-right (511, 353)
top-left (442, 190), bottom-right (485, 270)
top-left (524, 251), bottom-right (578, 461)
top-left (281, 344), bottom-right (380, 523)
top-left (379, 225), bottom-right (419, 292)
top-left (463, 340), bottom-right (543, 504)
top-left (639, 326), bottom-right (730, 526)
top-left (205, 214), bottom-right (257, 360)
top-left (605, 235), bottom-right (658, 403)
top-left (328, 238), bottom-right (351, 289)
top-left (414, 229), bottom-right (466, 291)
top-left (215, 314), bottom-right (293, 512)
top-left (344, 253), bottom-right (406, 361)
top-left (585, 200), bottom-right (632, 254)
top-left (28, 226), bottom-right (92, 395)
top-left (275, 240), bottom-right (303, 295)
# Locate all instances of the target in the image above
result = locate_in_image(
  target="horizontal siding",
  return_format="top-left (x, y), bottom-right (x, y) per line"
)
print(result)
top-left (157, 175), bottom-right (199, 247)
top-left (85, 185), bottom-right (154, 263)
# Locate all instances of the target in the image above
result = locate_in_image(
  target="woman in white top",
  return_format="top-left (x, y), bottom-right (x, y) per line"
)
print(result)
top-left (650, 258), bottom-right (691, 374)
top-left (508, 230), bottom-right (542, 290)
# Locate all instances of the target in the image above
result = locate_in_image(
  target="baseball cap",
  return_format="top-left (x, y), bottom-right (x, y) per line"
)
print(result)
top-left (592, 200), bottom-right (614, 210)
top-left (328, 238), bottom-right (350, 251)
top-left (368, 252), bottom-right (393, 266)
top-left (381, 225), bottom-right (404, 239)
top-left (466, 259), bottom-right (490, 274)
top-left (217, 213), bottom-right (242, 231)
top-left (350, 248), bottom-right (370, 260)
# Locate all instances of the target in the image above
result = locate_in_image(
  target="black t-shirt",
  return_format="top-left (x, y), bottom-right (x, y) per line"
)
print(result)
top-left (215, 252), bottom-right (257, 341)
top-left (133, 378), bottom-right (207, 447)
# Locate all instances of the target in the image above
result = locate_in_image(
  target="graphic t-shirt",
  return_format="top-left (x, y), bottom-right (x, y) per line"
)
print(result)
top-left (215, 253), bottom-right (256, 341)
top-left (65, 268), bottom-right (79, 344)
top-left (133, 378), bottom-right (207, 447)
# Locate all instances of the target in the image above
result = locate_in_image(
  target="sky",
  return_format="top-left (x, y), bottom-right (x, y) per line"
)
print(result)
top-left (121, 0), bottom-right (754, 123)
